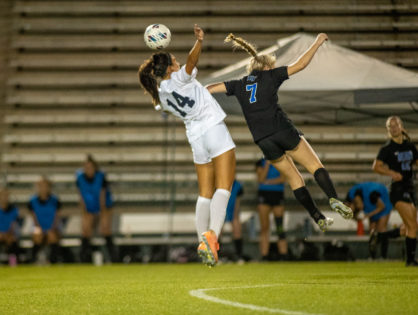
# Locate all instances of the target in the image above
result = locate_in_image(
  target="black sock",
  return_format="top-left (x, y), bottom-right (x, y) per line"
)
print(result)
top-left (293, 186), bottom-right (325, 223)
top-left (405, 237), bottom-right (416, 263)
top-left (383, 228), bottom-right (401, 239)
top-left (378, 233), bottom-right (389, 259)
top-left (49, 243), bottom-right (60, 264)
top-left (274, 216), bottom-right (286, 239)
top-left (234, 238), bottom-right (243, 257)
top-left (8, 242), bottom-right (19, 257)
top-left (105, 236), bottom-right (116, 262)
top-left (80, 237), bottom-right (92, 263)
top-left (313, 168), bottom-right (338, 199)
top-left (32, 244), bottom-right (41, 262)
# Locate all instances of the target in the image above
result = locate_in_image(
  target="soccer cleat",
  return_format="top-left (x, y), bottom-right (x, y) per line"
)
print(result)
top-left (329, 198), bottom-right (353, 220)
top-left (406, 259), bottom-right (418, 267)
top-left (197, 242), bottom-right (209, 265)
top-left (317, 217), bottom-right (334, 232)
top-left (201, 230), bottom-right (220, 267)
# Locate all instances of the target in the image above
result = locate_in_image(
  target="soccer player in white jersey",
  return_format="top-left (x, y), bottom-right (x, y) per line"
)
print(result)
top-left (138, 25), bottom-right (236, 267)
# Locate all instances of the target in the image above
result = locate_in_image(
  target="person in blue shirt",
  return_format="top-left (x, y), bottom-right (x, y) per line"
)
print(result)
top-left (28, 177), bottom-right (62, 263)
top-left (346, 182), bottom-right (401, 259)
top-left (224, 180), bottom-right (244, 260)
top-left (256, 158), bottom-right (287, 260)
top-left (76, 155), bottom-right (115, 263)
top-left (0, 187), bottom-right (20, 265)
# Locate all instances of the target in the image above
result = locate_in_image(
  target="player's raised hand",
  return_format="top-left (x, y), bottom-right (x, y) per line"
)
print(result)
top-left (316, 33), bottom-right (328, 45)
top-left (194, 24), bottom-right (204, 42)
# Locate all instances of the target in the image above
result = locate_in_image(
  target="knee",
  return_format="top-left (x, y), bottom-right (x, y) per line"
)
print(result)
top-left (47, 235), bottom-right (57, 244)
top-left (260, 224), bottom-right (270, 235)
top-left (288, 175), bottom-right (305, 190)
top-left (82, 225), bottom-right (92, 238)
top-left (215, 182), bottom-right (233, 192)
top-left (6, 235), bottom-right (16, 245)
top-left (100, 221), bottom-right (111, 236)
top-left (310, 163), bottom-right (324, 175)
top-left (33, 234), bottom-right (42, 244)
top-left (199, 191), bottom-right (214, 199)
top-left (100, 226), bottom-right (110, 236)
top-left (405, 217), bottom-right (417, 230)
top-left (408, 221), bottom-right (417, 233)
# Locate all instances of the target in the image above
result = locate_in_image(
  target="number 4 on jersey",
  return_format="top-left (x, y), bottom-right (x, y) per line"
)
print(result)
top-left (167, 91), bottom-right (195, 117)
top-left (246, 83), bottom-right (257, 103)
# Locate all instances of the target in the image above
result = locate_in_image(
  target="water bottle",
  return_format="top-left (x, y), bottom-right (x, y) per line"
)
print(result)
top-left (93, 250), bottom-right (103, 266)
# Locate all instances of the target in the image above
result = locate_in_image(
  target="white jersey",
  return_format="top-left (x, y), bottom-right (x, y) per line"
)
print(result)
top-left (158, 65), bottom-right (227, 143)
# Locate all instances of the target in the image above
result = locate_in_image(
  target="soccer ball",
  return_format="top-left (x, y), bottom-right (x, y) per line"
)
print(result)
top-left (144, 24), bottom-right (171, 50)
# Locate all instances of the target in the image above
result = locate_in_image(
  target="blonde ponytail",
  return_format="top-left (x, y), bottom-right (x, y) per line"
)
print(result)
top-left (225, 33), bottom-right (259, 59)
top-left (224, 33), bottom-right (276, 73)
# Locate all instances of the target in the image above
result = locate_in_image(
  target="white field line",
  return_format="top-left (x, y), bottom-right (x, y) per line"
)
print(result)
top-left (189, 284), bottom-right (323, 315)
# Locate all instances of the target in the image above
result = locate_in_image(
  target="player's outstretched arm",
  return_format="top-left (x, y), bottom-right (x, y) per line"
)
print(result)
top-left (185, 24), bottom-right (204, 75)
top-left (205, 82), bottom-right (227, 94)
top-left (287, 33), bottom-right (328, 76)
top-left (372, 159), bottom-right (403, 182)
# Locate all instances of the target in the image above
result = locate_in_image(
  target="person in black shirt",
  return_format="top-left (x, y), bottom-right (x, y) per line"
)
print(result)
top-left (207, 33), bottom-right (353, 231)
top-left (372, 116), bottom-right (418, 266)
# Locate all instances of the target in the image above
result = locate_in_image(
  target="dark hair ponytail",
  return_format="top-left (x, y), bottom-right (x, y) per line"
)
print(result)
top-left (138, 52), bottom-right (172, 107)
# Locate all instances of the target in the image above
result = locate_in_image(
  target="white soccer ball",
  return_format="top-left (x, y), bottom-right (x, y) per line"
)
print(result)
top-left (144, 24), bottom-right (171, 50)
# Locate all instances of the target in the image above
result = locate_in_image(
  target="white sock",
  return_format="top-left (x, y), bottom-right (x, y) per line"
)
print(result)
top-left (195, 196), bottom-right (211, 242)
top-left (209, 189), bottom-right (231, 238)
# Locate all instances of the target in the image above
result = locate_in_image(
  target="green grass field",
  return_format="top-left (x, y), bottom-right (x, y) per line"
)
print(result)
top-left (0, 262), bottom-right (417, 315)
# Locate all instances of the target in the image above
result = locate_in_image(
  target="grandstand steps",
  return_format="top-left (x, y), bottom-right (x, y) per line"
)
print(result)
top-left (11, 34), bottom-right (418, 52)
top-left (13, 1), bottom-right (418, 17)
top-left (7, 70), bottom-right (214, 88)
top-left (13, 16), bottom-right (418, 35)
top-left (4, 126), bottom-right (416, 141)
top-left (9, 52), bottom-right (245, 70)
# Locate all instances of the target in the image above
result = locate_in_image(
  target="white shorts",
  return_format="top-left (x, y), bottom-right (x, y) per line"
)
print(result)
top-left (190, 122), bottom-right (236, 164)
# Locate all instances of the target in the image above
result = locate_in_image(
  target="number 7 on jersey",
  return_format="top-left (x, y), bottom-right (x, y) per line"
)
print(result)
top-left (246, 83), bottom-right (257, 103)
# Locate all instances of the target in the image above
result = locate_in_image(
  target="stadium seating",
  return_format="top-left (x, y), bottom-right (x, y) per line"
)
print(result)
top-left (1, 0), bottom-right (417, 244)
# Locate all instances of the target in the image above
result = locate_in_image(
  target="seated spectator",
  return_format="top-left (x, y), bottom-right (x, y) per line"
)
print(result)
top-left (0, 187), bottom-right (20, 266)
top-left (28, 176), bottom-right (62, 263)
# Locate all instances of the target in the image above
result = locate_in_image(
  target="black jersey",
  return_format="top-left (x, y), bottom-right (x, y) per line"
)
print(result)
top-left (376, 139), bottom-right (418, 184)
top-left (224, 66), bottom-right (290, 142)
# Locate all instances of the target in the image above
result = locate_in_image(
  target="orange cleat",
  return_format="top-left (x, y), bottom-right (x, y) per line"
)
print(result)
top-left (201, 230), bottom-right (220, 267)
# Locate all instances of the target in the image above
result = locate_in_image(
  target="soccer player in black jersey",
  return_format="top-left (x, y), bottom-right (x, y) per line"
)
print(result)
top-left (373, 116), bottom-right (418, 266)
top-left (206, 33), bottom-right (353, 231)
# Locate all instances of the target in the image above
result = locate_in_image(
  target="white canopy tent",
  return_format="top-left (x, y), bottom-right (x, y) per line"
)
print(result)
top-left (203, 33), bottom-right (418, 125)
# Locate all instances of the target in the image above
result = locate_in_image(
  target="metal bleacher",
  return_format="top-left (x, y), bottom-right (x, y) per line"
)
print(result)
top-left (1, 0), bottom-right (418, 245)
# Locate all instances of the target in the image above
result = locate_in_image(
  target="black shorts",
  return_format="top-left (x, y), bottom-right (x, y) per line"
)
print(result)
top-left (256, 127), bottom-right (302, 161)
top-left (258, 190), bottom-right (284, 206)
top-left (390, 181), bottom-right (416, 206)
